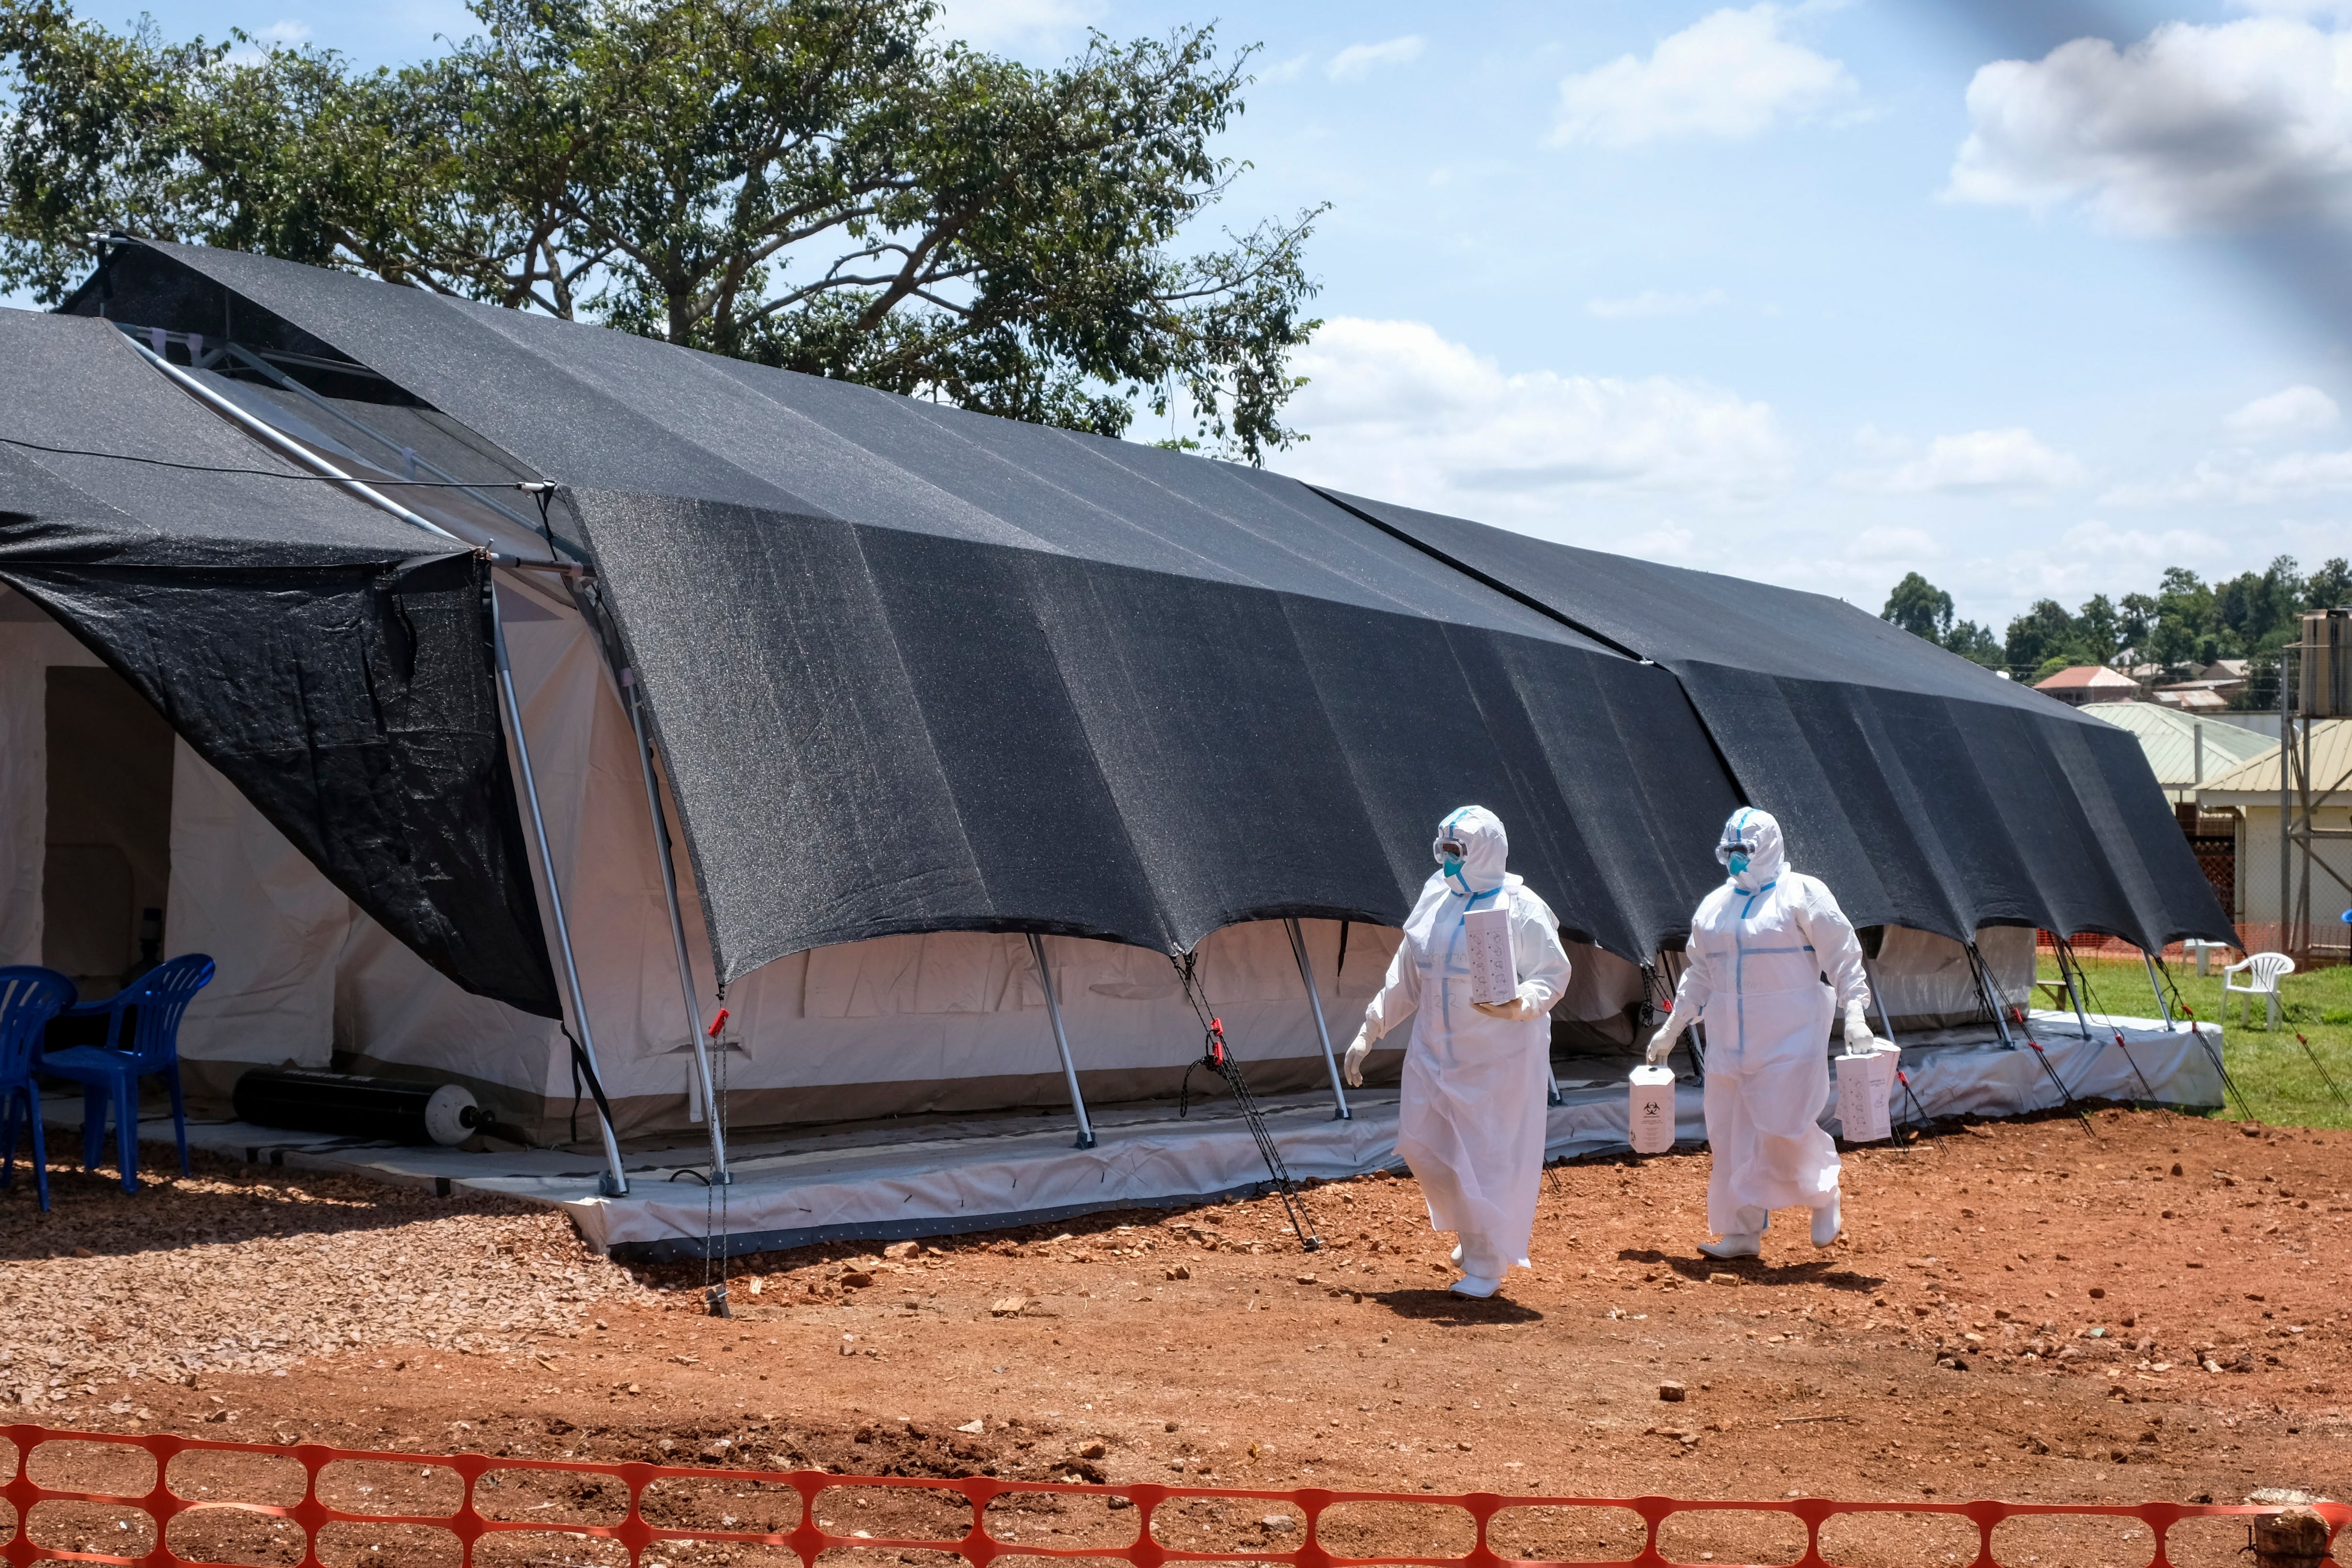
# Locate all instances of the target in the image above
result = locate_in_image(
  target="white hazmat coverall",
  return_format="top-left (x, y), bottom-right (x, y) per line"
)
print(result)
top-left (1650, 809), bottom-right (1872, 1249)
top-left (1343, 806), bottom-right (1573, 1293)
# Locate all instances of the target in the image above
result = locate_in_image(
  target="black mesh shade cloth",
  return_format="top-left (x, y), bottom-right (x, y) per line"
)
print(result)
top-left (0, 311), bottom-right (560, 1015)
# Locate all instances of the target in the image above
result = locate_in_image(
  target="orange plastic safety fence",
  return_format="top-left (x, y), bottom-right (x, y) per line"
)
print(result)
top-left (4, 1423), bottom-right (2344, 1568)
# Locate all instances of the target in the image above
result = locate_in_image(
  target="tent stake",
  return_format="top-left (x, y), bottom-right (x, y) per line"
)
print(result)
top-left (1282, 917), bottom-right (1352, 1121)
top-left (1028, 933), bottom-right (1096, 1150)
top-left (493, 587), bottom-right (630, 1197)
top-left (622, 667), bottom-right (726, 1185)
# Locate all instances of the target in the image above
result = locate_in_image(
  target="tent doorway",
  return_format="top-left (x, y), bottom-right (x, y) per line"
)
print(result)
top-left (43, 665), bottom-right (173, 1000)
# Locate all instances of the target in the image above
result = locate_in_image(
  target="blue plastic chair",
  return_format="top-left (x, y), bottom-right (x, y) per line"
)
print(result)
top-left (39, 953), bottom-right (214, 1193)
top-left (1, 965), bottom-right (78, 1211)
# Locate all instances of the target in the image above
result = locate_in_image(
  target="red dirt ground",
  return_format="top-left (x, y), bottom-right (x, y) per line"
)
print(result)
top-left (6, 1104), bottom-right (2350, 1566)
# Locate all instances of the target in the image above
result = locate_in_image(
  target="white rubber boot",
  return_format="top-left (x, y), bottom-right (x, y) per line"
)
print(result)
top-left (1448, 1274), bottom-right (1501, 1298)
top-left (1699, 1233), bottom-right (1761, 1260)
top-left (1811, 1193), bottom-right (1842, 1248)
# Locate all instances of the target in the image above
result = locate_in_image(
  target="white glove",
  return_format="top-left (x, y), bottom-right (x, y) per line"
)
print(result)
top-left (1843, 999), bottom-right (1874, 1052)
top-left (1472, 987), bottom-right (1543, 1022)
top-left (1645, 1006), bottom-right (1686, 1066)
top-left (1342, 1025), bottom-right (1373, 1087)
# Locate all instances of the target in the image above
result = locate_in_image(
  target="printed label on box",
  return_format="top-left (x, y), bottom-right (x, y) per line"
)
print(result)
top-left (1463, 906), bottom-right (1516, 1006)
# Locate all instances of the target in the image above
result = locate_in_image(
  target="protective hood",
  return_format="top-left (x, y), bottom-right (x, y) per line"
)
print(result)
top-left (1435, 805), bottom-right (1510, 897)
top-left (1717, 807), bottom-right (1787, 894)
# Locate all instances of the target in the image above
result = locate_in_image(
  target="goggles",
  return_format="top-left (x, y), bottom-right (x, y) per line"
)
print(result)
top-left (1715, 838), bottom-right (1757, 864)
top-left (1434, 836), bottom-right (1469, 863)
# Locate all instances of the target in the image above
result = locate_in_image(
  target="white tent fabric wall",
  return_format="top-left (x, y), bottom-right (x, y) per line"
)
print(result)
top-left (0, 603), bottom-right (101, 966)
top-left (0, 575), bottom-right (2059, 1150)
top-left (167, 744), bottom-right (349, 1075)
top-left (1873, 923), bottom-right (2035, 1030)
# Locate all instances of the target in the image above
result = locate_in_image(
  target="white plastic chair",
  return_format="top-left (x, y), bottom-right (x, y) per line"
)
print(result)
top-left (2222, 951), bottom-right (2294, 1029)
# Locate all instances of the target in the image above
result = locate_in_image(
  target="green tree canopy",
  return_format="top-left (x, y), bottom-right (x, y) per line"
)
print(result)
top-left (1877, 559), bottom-right (2349, 700)
top-left (1877, 571), bottom-right (2001, 669)
top-left (1881, 571), bottom-right (1953, 642)
top-left (0, 0), bottom-right (1323, 458)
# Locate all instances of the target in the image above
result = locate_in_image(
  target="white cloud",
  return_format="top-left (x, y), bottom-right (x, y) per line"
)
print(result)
top-left (2103, 447), bottom-right (2352, 505)
top-left (1550, 5), bottom-right (1858, 147)
top-left (1586, 287), bottom-right (1728, 319)
top-left (1849, 422), bottom-right (1914, 460)
top-left (1946, 17), bottom-right (2352, 234)
top-left (1839, 428), bottom-right (2086, 496)
top-left (1272, 317), bottom-right (1790, 519)
top-left (257, 18), bottom-right (310, 42)
top-left (2224, 384), bottom-right (2341, 441)
top-left (1849, 525), bottom-right (1942, 562)
top-left (933, 0), bottom-right (1104, 49)
top-left (1328, 36), bottom-right (1425, 83)
top-left (2232, 0), bottom-right (2352, 18)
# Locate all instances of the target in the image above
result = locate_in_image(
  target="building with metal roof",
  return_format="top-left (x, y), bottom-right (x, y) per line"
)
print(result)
top-left (2089, 702), bottom-right (2274, 804)
top-left (2195, 719), bottom-right (2352, 954)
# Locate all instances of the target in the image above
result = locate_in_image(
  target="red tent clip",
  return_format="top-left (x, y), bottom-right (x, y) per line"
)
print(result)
top-left (707, 1007), bottom-right (730, 1040)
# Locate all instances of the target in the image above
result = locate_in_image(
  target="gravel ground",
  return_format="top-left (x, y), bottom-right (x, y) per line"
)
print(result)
top-left (0, 1151), bottom-right (650, 1414)
top-left (3, 1104), bottom-right (2349, 1558)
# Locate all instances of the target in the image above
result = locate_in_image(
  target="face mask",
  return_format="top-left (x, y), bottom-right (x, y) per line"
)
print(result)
top-left (1727, 850), bottom-right (1750, 878)
top-left (1441, 852), bottom-right (1465, 881)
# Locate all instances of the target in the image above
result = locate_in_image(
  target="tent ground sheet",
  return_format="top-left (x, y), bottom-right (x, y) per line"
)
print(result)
top-left (80, 1012), bottom-right (2220, 1260)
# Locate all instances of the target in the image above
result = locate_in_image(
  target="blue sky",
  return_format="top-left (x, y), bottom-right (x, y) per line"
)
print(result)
top-left (67, 0), bottom-right (2352, 628)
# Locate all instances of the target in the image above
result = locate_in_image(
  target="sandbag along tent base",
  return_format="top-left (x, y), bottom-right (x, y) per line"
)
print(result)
top-left (0, 239), bottom-right (2230, 1224)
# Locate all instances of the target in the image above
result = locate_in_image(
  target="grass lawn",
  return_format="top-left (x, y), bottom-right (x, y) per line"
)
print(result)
top-left (2045, 951), bottom-right (2352, 1132)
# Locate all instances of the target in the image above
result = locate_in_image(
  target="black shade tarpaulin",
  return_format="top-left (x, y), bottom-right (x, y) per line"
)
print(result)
top-left (84, 240), bottom-right (1742, 979)
top-left (0, 312), bottom-right (561, 1015)
top-left (64, 236), bottom-right (2228, 990)
top-left (568, 486), bottom-right (1736, 980)
top-left (1319, 489), bottom-right (2235, 953)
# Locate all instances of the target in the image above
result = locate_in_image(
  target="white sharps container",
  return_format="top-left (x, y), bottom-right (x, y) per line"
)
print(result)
top-left (1834, 1040), bottom-right (1900, 1144)
top-left (1463, 906), bottom-right (1517, 1006)
top-left (1628, 1064), bottom-right (1677, 1154)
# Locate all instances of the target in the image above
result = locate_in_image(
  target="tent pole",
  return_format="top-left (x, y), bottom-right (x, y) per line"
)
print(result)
top-left (2055, 938), bottom-right (2093, 1039)
top-left (1862, 958), bottom-right (1900, 1049)
top-left (1028, 933), bottom-right (1096, 1150)
top-left (492, 584), bottom-right (629, 1197)
top-left (2141, 949), bottom-right (2176, 1030)
top-left (1283, 917), bottom-right (1352, 1121)
top-left (129, 334), bottom-right (629, 1191)
top-left (1966, 941), bottom-right (2015, 1048)
top-left (622, 668), bottom-right (727, 1185)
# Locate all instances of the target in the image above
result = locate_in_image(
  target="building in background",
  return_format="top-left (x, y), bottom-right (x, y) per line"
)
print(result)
top-left (2195, 719), bottom-right (2352, 957)
top-left (2092, 702), bottom-right (2271, 926)
top-left (2033, 665), bottom-right (2141, 705)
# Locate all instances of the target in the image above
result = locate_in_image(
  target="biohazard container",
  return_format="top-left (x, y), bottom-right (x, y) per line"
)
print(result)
top-left (1628, 1064), bottom-right (1677, 1154)
top-left (1834, 1041), bottom-right (1899, 1143)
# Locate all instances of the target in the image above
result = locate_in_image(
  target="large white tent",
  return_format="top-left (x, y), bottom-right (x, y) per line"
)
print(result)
top-left (0, 240), bottom-right (2220, 1238)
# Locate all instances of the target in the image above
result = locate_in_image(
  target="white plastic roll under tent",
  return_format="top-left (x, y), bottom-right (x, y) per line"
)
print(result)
top-left (3, 570), bottom-right (2045, 1149)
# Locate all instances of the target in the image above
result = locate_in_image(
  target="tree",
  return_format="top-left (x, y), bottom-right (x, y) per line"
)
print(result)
top-left (1944, 619), bottom-right (2000, 668)
top-left (2118, 592), bottom-right (2157, 661)
top-left (2075, 593), bottom-right (2119, 663)
top-left (2146, 567), bottom-right (2217, 673)
top-left (2305, 557), bottom-right (2352, 611)
top-left (0, 0), bottom-right (1324, 458)
top-left (2004, 598), bottom-right (2079, 676)
top-left (1881, 571), bottom-right (1954, 642)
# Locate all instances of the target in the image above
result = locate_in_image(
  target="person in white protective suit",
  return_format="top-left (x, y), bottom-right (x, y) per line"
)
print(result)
top-left (1645, 807), bottom-right (1874, 1259)
top-left (1340, 806), bottom-right (1573, 1298)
